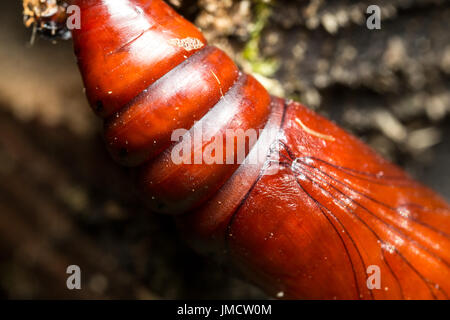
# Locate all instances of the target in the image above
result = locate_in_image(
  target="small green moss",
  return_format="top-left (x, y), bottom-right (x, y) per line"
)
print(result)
top-left (242, 0), bottom-right (279, 77)
top-left (288, 93), bottom-right (302, 103)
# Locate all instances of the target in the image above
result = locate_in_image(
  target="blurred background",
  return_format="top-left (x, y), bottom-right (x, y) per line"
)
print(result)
top-left (0, 0), bottom-right (449, 299)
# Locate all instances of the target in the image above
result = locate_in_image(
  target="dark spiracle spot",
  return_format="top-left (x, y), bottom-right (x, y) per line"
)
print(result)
top-left (118, 148), bottom-right (129, 158)
top-left (156, 201), bottom-right (166, 210)
top-left (95, 100), bottom-right (104, 113)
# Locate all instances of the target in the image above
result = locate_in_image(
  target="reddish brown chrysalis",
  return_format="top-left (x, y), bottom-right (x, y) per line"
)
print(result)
top-left (25, 0), bottom-right (450, 299)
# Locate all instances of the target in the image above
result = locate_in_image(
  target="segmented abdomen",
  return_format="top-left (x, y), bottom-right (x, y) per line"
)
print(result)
top-left (73, 0), bottom-right (271, 215)
top-left (72, 0), bottom-right (450, 299)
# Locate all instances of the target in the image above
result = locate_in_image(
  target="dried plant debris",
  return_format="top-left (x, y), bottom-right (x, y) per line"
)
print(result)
top-left (270, 0), bottom-right (447, 30)
top-left (23, 0), bottom-right (71, 42)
